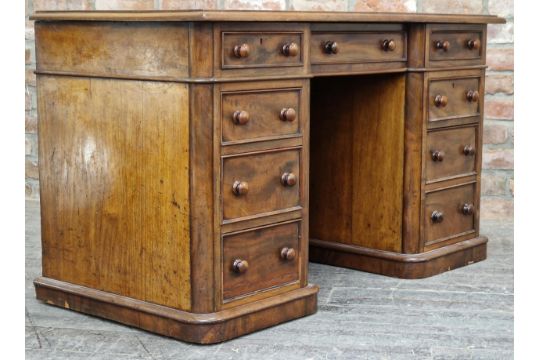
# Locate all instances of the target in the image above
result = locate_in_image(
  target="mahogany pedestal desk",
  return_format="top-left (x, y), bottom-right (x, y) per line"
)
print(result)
top-left (31, 10), bottom-right (505, 344)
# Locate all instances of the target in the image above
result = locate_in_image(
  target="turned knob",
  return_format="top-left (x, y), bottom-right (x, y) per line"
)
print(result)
top-left (324, 41), bottom-right (339, 54)
top-left (467, 39), bottom-right (480, 50)
top-left (463, 145), bottom-right (476, 156)
top-left (381, 39), bottom-right (396, 51)
top-left (466, 90), bottom-right (480, 102)
top-left (280, 247), bottom-right (297, 261)
top-left (232, 259), bottom-right (249, 274)
top-left (281, 172), bottom-right (297, 187)
top-left (232, 110), bottom-right (250, 125)
top-left (434, 94), bottom-right (448, 107)
top-left (431, 150), bottom-right (445, 162)
top-left (280, 108), bottom-right (297, 122)
top-left (461, 203), bottom-right (475, 216)
top-left (282, 42), bottom-right (299, 57)
top-left (435, 40), bottom-right (451, 51)
top-left (233, 43), bottom-right (250, 58)
top-left (431, 210), bottom-right (444, 223)
top-left (232, 181), bottom-right (249, 196)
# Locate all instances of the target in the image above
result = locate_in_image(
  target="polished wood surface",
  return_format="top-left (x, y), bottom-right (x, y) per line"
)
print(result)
top-left (424, 183), bottom-right (476, 246)
top-left (221, 87), bottom-right (301, 144)
top-left (310, 75), bottom-right (405, 252)
top-left (222, 221), bottom-right (300, 302)
top-left (33, 11), bottom-right (503, 343)
top-left (222, 149), bottom-right (301, 221)
top-left (426, 125), bottom-right (478, 183)
top-left (38, 76), bottom-right (191, 310)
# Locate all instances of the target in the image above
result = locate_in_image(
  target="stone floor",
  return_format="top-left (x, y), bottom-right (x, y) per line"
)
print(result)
top-left (25, 200), bottom-right (514, 359)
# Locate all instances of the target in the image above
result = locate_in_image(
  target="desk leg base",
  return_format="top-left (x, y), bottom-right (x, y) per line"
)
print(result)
top-left (34, 277), bottom-right (318, 344)
top-left (309, 236), bottom-right (487, 279)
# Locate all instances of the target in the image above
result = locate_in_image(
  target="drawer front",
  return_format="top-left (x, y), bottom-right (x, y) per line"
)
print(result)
top-left (222, 31), bottom-right (303, 69)
top-left (428, 76), bottom-right (481, 122)
top-left (424, 184), bottom-right (476, 245)
top-left (221, 88), bottom-right (301, 144)
top-left (426, 126), bottom-right (477, 182)
top-left (222, 149), bottom-right (301, 222)
top-left (311, 31), bottom-right (406, 65)
top-left (222, 221), bottom-right (300, 301)
top-left (429, 28), bottom-right (484, 65)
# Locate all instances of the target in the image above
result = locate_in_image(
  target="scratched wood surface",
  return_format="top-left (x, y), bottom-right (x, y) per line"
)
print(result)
top-left (37, 76), bottom-right (191, 310)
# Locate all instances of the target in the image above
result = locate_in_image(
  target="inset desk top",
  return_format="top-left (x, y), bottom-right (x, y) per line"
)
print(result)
top-left (30, 10), bottom-right (505, 24)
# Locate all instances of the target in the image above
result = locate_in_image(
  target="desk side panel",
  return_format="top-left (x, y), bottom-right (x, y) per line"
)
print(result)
top-left (38, 76), bottom-right (192, 311)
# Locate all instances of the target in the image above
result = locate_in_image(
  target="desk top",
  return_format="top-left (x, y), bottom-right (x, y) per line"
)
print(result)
top-left (31, 10), bottom-right (505, 24)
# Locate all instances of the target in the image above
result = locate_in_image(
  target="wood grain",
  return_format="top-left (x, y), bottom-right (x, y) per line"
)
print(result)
top-left (35, 22), bottom-right (189, 80)
top-left (222, 221), bottom-right (300, 302)
top-left (38, 75), bottom-right (191, 310)
top-left (310, 75), bottom-right (405, 252)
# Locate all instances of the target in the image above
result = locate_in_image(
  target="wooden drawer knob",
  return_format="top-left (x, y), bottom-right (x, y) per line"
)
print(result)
top-left (282, 42), bottom-right (299, 57)
top-left (280, 247), bottom-right (296, 261)
top-left (466, 90), bottom-right (480, 102)
top-left (281, 172), bottom-right (297, 187)
top-left (232, 181), bottom-right (249, 196)
top-left (233, 43), bottom-right (250, 58)
top-left (232, 110), bottom-right (250, 125)
top-left (431, 150), bottom-right (445, 162)
top-left (280, 108), bottom-right (297, 122)
top-left (463, 145), bottom-right (476, 156)
top-left (232, 259), bottom-right (249, 274)
top-left (435, 40), bottom-right (451, 51)
top-left (381, 39), bottom-right (396, 51)
top-left (461, 203), bottom-right (475, 216)
top-left (434, 94), bottom-right (448, 107)
top-left (467, 39), bottom-right (481, 50)
top-left (324, 41), bottom-right (339, 54)
top-left (431, 210), bottom-right (444, 223)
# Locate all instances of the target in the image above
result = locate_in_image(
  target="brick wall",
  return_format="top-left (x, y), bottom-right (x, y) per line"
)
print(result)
top-left (24, 0), bottom-right (514, 221)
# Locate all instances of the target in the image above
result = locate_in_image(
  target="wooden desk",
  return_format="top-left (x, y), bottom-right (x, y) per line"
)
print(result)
top-left (31, 10), bottom-right (505, 344)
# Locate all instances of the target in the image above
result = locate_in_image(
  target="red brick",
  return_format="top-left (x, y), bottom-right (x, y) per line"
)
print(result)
top-left (488, 0), bottom-right (513, 18)
top-left (480, 197), bottom-right (513, 221)
top-left (481, 172), bottom-right (508, 196)
top-left (483, 122), bottom-right (510, 144)
top-left (420, 0), bottom-right (483, 14)
top-left (484, 96), bottom-right (514, 120)
top-left (26, 158), bottom-right (39, 180)
top-left (353, 0), bottom-right (415, 12)
top-left (161, 0), bottom-right (217, 9)
top-left (487, 22), bottom-right (513, 44)
top-left (223, 0), bottom-right (286, 10)
top-left (485, 73), bottom-right (513, 95)
top-left (95, 0), bottom-right (155, 10)
top-left (34, 0), bottom-right (93, 11)
top-left (487, 47), bottom-right (514, 71)
top-left (290, 0), bottom-right (348, 11)
top-left (482, 148), bottom-right (513, 170)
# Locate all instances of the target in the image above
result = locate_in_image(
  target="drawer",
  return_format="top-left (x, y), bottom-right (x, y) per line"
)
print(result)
top-left (426, 126), bottom-right (478, 183)
top-left (428, 76), bottom-right (482, 122)
top-left (221, 87), bottom-right (301, 144)
top-left (311, 31), bottom-right (406, 65)
top-left (222, 149), bottom-right (301, 222)
top-left (221, 31), bottom-right (303, 69)
top-left (427, 25), bottom-right (485, 67)
top-left (222, 221), bottom-right (300, 301)
top-left (424, 184), bottom-right (476, 245)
